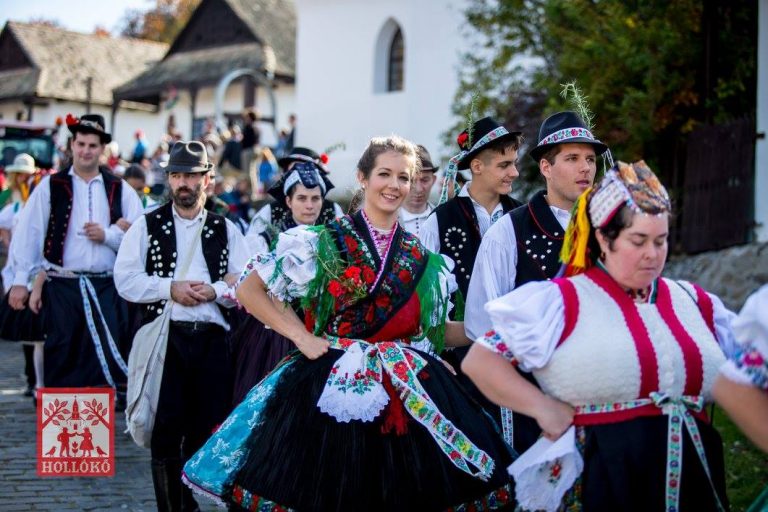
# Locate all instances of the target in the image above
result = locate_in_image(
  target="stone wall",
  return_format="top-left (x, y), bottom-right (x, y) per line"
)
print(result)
top-left (663, 242), bottom-right (768, 311)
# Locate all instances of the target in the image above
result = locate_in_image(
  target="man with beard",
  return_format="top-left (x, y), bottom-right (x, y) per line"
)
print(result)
top-left (114, 141), bottom-right (248, 512)
top-left (9, 114), bottom-right (142, 391)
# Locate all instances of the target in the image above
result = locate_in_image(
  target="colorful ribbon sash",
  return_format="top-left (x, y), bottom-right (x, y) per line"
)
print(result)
top-left (319, 336), bottom-right (495, 481)
top-left (575, 393), bottom-right (725, 512)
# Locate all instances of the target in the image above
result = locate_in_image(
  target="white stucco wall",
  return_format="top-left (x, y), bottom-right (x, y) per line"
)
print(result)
top-left (0, 100), bottom-right (27, 121)
top-left (295, 0), bottom-right (467, 198)
top-left (755, 0), bottom-right (768, 242)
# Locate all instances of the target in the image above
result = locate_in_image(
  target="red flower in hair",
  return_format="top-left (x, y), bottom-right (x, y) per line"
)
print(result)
top-left (320, 153), bottom-right (329, 165)
top-left (456, 132), bottom-right (469, 149)
top-left (65, 114), bottom-right (78, 126)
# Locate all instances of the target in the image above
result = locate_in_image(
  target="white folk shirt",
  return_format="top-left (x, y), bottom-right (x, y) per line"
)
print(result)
top-left (420, 183), bottom-right (507, 254)
top-left (398, 203), bottom-right (434, 242)
top-left (113, 206), bottom-right (250, 330)
top-left (10, 168), bottom-right (143, 286)
top-left (464, 203), bottom-right (570, 340)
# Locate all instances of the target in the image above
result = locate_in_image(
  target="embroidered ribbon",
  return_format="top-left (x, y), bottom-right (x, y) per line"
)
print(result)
top-left (500, 407), bottom-right (514, 447)
top-left (537, 127), bottom-right (595, 147)
top-left (78, 275), bottom-right (128, 387)
top-left (438, 126), bottom-right (510, 205)
top-left (319, 336), bottom-right (495, 481)
top-left (575, 393), bottom-right (725, 512)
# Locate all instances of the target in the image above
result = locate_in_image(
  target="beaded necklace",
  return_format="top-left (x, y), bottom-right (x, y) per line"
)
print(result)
top-left (361, 209), bottom-right (397, 289)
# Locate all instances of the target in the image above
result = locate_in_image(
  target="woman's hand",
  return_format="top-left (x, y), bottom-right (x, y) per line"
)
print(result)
top-left (534, 396), bottom-right (575, 440)
top-left (294, 332), bottom-right (330, 360)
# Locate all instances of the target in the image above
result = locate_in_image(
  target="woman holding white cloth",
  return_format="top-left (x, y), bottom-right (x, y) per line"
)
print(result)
top-left (464, 160), bottom-right (736, 511)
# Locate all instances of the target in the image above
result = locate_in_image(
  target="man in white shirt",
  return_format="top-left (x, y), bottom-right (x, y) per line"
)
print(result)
top-left (398, 145), bottom-right (437, 241)
top-left (114, 141), bottom-right (248, 512)
top-left (8, 114), bottom-right (142, 390)
top-left (421, 116), bottom-right (523, 316)
top-left (464, 110), bottom-right (608, 453)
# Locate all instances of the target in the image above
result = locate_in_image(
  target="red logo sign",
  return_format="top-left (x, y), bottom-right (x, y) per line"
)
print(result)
top-left (37, 388), bottom-right (115, 477)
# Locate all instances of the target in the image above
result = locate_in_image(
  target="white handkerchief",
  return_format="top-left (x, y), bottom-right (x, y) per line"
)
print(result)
top-left (508, 426), bottom-right (583, 512)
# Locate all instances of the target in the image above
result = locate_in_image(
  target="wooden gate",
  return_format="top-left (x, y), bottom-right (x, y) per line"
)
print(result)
top-left (679, 117), bottom-right (755, 253)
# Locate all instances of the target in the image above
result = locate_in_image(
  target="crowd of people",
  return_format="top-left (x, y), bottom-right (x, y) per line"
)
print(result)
top-left (0, 107), bottom-right (766, 512)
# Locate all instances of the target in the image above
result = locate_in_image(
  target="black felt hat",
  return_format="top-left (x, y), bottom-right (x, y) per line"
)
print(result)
top-left (66, 114), bottom-right (111, 144)
top-left (160, 141), bottom-right (213, 173)
top-left (455, 117), bottom-right (521, 170)
top-left (529, 111), bottom-right (608, 163)
top-left (416, 145), bottom-right (439, 172)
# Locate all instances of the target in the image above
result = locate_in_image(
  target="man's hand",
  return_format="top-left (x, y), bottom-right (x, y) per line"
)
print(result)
top-left (171, 280), bottom-right (209, 306)
top-left (8, 285), bottom-right (29, 311)
top-left (223, 272), bottom-right (239, 287)
top-left (83, 222), bottom-right (106, 243)
top-left (29, 287), bottom-right (43, 314)
top-left (190, 283), bottom-right (216, 302)
top-left (115, 218), bottom-right (131, 232)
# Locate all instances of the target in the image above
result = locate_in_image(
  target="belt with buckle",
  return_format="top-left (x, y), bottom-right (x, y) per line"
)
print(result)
top-left (170, 320), bottom-right (220, 332)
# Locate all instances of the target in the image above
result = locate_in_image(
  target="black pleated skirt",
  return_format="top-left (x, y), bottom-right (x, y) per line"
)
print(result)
top-left (187, 348), bottom-right (515, 511)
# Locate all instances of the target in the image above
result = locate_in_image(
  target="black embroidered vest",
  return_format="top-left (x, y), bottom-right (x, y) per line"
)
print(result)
top-left (44, 169), bottom-right (123, 266)
top-left (272, 199), bottom-right (338, 230)
top-left (509, 190), bottom-right (565, 287)
top-left (141, 202), bottom-right (229, 324)
top-left (433, 194), bottom-right (521, 298)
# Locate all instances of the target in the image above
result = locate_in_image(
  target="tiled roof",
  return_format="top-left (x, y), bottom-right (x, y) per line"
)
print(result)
top-left (114, 42), bottom-right (266, 100)
top-left (224, 0), bottom-right (296, 76)
top-left (0, 21), bottom-right (167, 105)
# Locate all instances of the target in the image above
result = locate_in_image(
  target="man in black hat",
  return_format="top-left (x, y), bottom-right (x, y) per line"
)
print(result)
top-left (421, 116), bottom-right (523, 312)
top-left (114, 140), bottom-right (249, 512)
top-left (464, 111), bottom-right (608, 453)
top-left (8, 113), bottom-right (143, 390)
top-left (247, 146), bottom-right (344, 239)
top-left (398, 145), bottom-right (438, 241)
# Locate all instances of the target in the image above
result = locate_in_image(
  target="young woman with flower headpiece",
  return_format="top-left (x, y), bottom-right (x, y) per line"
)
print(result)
top-left (183, 135), bottom-right (515, 511)
top-left (463, 161), bottom-right (737, 511)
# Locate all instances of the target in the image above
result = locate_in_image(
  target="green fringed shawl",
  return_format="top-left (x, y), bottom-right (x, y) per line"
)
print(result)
top-left (293, 225), bottom-right (453, 353)
top-left (412, 251), bottom-right (453, 353)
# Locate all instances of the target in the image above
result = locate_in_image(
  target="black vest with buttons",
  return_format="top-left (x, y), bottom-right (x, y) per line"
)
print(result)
top-left (44, 169), bottom-right (123, 266)
top-left (509, 190), bottom-right (565, 287)
top-left (142, 202), bottom-right (229, 324)
top-left (433, 194), bottom-right (521, 299)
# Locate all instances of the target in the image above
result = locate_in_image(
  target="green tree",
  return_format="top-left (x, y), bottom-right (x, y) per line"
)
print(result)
top-left (450, 0), bottom-right (757, 193)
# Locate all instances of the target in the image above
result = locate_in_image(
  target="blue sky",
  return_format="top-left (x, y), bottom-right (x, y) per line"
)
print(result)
top-left (0, 0), bottom-right (152, 34)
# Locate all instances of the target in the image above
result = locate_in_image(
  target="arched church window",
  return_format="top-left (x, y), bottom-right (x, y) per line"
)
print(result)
top-left (388, 28), bottom-right (404, 92)
top-left (374, 19), bottom-right (405, 93)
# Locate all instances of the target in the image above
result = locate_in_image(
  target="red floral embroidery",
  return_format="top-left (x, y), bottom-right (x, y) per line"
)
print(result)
top-left (362, 266), bottom-right (376, 284)
top-left (328, 280), bottom-right (344, 298)
top-left (338, 322), bottom-right (352, 336)
top-left (410, 245), bottom-right (422, 260)
top-left (344, 266), bottom-right (362, 280)
top-left (375, 295), bottom-right (391, 308)
top-left (344, 235), bottom-right (358, 252)
top-left (398, 269), bottom-right (412, 284)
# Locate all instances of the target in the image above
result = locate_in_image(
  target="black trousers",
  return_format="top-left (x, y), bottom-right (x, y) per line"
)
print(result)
top-left (43, 276), bottom-right (130, 387)
top-left (151, 323), bottom-right (233, 461)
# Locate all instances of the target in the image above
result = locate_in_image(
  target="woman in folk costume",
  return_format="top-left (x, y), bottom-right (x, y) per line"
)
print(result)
top-left (463, 161), bottom-right (737, 511)
top-left (0, 154), bottom-right (46, 397)
top-left (231, 161), bottom-right (335, 406)
top-left (183, 136), bottom-right (514, 511)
